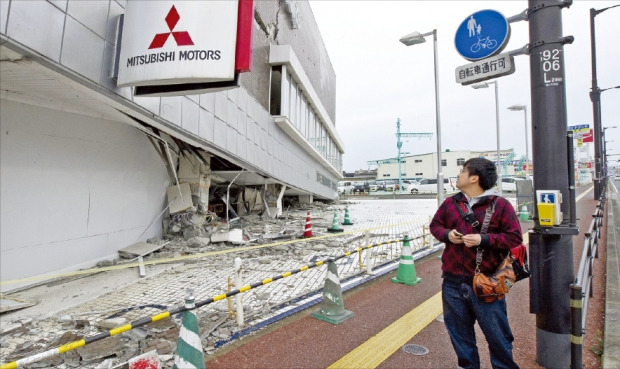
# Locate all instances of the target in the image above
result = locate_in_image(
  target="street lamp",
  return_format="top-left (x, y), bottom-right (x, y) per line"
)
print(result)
top-left (603, 126), bottom-right (618, 183)
top-left (471, 80), bottom-right (502, 195)
top-left (400, 29), bottom-right (444, 205)
top-left (507, 104), bottom-right (529, 178)
top-left (590, 4), bottom-right (620, 199)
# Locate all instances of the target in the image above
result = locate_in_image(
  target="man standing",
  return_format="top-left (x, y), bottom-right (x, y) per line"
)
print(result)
top-left (430, 158), bottom-right (522, 369)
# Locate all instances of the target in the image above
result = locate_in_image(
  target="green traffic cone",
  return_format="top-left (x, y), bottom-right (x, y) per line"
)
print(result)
top-left (327, 210), bottom-right (344, 233)
top-left (342, 206), bottom-right (354, 225)
top-left (519, 203), bottom-right (530, 222)
top-left (312, 261), bottom-right (354, 324)
top-left (173, 292), bottom-right (205, 369)
top-left (392, 235), bottom-right (421, 286)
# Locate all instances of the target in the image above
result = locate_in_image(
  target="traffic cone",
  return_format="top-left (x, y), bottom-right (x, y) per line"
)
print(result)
top-left (312, 260), bottom-right (354, 324)
top-left (303, 211), bottom-right (313, 238)
top-left (392, 235), bottom-right (421, 286)
top-left (519, 203), bottom-right (530, 222)
top-left (342, 206), bottom-right (353, 225)
top-left (327, 210), bottom-right (344, 233)
top-left (173, 293), bottom-right (205, 369)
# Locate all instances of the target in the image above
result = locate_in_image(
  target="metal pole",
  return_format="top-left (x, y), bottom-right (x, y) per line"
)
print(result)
top-left (590, 8), bottom-right (603, 200)
top-left (528, 1), bottom-right (575, 367)
top-left (494, 81), bottom-right (502, 195)
top-left (432, 29), bottom-right (444, 205)
top-left (524, 106), bottom-right (530, 177)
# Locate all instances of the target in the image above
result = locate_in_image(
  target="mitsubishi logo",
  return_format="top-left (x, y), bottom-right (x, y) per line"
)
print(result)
top-left (148, 5), bottom-right (194, 49)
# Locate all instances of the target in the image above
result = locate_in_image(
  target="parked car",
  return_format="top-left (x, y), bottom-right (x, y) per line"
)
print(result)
top-left (337, 181), bottom-right (354, 194)
top-left (353, 182), bottom-right (369, 193)
top-left (408, 178), bottom-right (454, 194)
top-left (500, 177), bottom-right (528, 192)
top-left (384, 180), bottom-right (397, 191)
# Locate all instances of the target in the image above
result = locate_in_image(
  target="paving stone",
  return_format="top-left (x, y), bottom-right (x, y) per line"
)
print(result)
top-left (76, 336), bottom-right (125, 363)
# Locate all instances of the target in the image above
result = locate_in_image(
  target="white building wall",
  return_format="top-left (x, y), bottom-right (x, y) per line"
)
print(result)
top-left (0, 100), bottom-right (169, 287)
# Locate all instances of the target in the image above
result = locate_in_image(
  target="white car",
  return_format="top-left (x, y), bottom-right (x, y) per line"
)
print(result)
top-left (408, 178), bottom-right (455, 194)
top-left (500, 177), bottom-right (528, 192)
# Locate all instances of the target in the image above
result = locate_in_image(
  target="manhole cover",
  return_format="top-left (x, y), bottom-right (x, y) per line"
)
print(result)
top-left (402, 343), bottom-right (429, 356)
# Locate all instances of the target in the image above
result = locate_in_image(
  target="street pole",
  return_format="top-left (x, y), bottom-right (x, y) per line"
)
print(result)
top-left (590, 5), bottom-right (620, 199)
top-left (528, 1), bottom-right (575, 367)
top-left (590, 8), bottom-right (603, 200)
top-left (523, 106), bottom-right (529, 177)
top-left (493, 81), bottom-right (502, 196)
top-left (432, 30), bottom-right (444, 205)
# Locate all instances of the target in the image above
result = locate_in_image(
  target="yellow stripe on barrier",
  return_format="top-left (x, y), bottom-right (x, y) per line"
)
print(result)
top-left (300, 266), bottom-right (309, 271)
top-left (571, 334), bottom-right (583, 345)
top-left (152, 312), bottom-right (171, 321)
top-left (1, 362), bottom-right (18, 369)
top-left (570, 299), bottom-right (583, 308)
top-left (58, 339), bottom-right (86, 353)
top-left (239, 285), bottom-right (251, 293)
top-left (262, 278), bottom-right (273, 284)
top-left (329, 292), bottom-right (442, 369)
top-left (282, 271), bottom-right (292, 278)
top-left (213, 293), bottom-right (227, 301)
top-left (316, 261), bottom-right (324, 266)
top-left (110, 324), bottom-right (132, 336)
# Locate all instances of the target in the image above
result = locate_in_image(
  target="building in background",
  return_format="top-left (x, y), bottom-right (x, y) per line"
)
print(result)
top-left (0, 0), bottom-right (344, 287)
top-left (372, 149), bottom-right (521, 181)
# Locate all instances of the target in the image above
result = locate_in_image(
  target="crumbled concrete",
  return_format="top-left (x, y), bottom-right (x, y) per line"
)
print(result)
top-left (0, 197), bottom-right (453, 368)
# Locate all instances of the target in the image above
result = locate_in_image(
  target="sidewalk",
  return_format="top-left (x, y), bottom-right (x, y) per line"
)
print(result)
top-left (208, 184), bottom-right (613, 369)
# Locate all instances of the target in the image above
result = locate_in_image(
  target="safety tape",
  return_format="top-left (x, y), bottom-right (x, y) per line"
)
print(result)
top-left (1, 238), bottom-right (404, 368)
top-left (1, 220), bottom-right (418, 287)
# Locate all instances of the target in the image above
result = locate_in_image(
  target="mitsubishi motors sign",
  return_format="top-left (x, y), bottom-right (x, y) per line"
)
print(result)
top-left (118, 1), bottom-right (251, 91)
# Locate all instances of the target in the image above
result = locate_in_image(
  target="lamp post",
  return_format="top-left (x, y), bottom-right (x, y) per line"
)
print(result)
top-left (603, 125), bottom-right (617, 184)
top-left (400, 29), bottom-right (444, 205)
top-left (508, 104), bottom-right (529, 178)
top-left (590, 4), bottom-right (620, 199)
top-left (471, 80), bottom-right (502, 195)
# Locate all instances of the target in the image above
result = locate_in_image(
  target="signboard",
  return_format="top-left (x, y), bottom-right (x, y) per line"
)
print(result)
top-left (118, 1), bottom-right (245, 89)
top-left (454, 10), bottom-right (510, 61)
top-left (455, 53), bottom-right (515, 85)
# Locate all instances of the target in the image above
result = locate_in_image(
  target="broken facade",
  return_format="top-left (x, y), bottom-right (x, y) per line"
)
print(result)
top-left (0, 0), bottom-right (344, 287)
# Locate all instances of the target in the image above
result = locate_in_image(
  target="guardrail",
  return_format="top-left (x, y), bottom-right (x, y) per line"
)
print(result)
top-left (570, 192), bottom-right (605, 369)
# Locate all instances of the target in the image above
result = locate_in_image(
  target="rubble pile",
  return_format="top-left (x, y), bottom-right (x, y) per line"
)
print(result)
top-left (0, 199), bottom-right (352, 369)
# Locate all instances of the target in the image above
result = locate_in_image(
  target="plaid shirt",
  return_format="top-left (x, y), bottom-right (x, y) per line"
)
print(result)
top-left (430, 192), bottom-right (523, 279)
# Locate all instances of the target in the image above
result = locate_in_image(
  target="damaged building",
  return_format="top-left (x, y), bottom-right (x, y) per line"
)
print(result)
top-left (0, 0), bottom-right (344, 289)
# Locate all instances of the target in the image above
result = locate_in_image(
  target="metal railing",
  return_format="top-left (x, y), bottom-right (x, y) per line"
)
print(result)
top-left (570, 191), bottom-right (605, 369)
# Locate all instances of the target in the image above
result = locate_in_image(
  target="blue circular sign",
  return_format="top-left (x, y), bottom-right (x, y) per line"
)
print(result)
top-left (454, 9), bottom-right (510, 61)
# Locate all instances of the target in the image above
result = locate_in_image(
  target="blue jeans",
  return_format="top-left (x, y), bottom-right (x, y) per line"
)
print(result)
top-left (442, 279), bottom-right (519, 369)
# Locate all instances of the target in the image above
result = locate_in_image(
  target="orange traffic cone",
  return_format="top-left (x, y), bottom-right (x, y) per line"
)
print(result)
top-left (303, 211), bottom-right (313, 238)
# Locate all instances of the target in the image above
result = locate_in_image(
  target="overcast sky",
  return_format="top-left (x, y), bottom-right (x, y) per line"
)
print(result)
top-left (309, 1), bottom-right (620, 172)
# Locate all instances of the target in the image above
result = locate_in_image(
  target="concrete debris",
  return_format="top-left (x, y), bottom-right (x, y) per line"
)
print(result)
top-left (0, 198), bottom-right (351, 368)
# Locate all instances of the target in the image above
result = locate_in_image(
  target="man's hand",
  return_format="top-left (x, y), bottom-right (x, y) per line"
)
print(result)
top-left (449, 229), bottom-right (464, 244)
top-left (461, 234), bottom-right (482, 248)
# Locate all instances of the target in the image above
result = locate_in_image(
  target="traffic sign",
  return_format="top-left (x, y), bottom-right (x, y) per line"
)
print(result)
top-left (455, 53), bottom-right (515, 85)
top-left (454, 9), bottom-right (510, 61)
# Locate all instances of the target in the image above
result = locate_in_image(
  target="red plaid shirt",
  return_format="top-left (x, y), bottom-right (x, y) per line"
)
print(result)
top-left (430, 192), bottom-right (523, 278)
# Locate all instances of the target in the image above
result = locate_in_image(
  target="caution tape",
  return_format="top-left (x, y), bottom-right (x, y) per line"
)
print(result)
top-left (1, 238), bottom-right (405, 368)
top-left (1, 220), bottom-right (418, 287)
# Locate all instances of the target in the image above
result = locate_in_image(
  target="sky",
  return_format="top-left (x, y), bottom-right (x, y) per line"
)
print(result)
top-left (309, 1), bottom-right (620, 172)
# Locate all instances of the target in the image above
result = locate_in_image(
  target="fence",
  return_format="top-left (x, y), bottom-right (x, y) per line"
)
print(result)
top-left (570, 191), bottom-right (605, 369)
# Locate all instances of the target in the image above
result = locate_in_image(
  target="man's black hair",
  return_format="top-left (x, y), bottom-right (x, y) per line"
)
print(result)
top-left (463, 158), bottom-right (498, 191)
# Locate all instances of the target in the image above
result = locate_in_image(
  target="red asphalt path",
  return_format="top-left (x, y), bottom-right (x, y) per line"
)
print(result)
top-left (207, 185), bottom-right (605, 369)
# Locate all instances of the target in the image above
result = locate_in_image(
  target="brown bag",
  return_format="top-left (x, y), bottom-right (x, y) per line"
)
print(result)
top-left (473, 252), bottom-right (516, 303)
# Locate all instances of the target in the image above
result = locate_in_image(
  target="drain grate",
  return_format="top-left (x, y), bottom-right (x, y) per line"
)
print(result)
top-left (402, 343), bottom-right (429, 356)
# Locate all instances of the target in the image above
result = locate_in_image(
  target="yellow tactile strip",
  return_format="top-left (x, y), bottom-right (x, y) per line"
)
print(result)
top-left (328, 292), bottom-right (443, 369)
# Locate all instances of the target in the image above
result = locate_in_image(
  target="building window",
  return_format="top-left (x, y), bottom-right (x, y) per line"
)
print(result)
top-left (457, 158), bottom-right (466, 165)
top-left (441, 159), bottom-right (447, 166)
top-left (415, 159), bottom-right (423, 163)
top-left (415, 172), bottom-right (423, 176)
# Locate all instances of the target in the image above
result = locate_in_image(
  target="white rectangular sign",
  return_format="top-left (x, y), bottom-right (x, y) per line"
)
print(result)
top-left (455, 53), bottom-right (515, 85)
top-left (117, 1), bottom-right (239, 87)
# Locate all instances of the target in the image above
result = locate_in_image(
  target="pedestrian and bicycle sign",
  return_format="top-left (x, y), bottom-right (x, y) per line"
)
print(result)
top-left (454, 9), bottom-right (510, 61)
